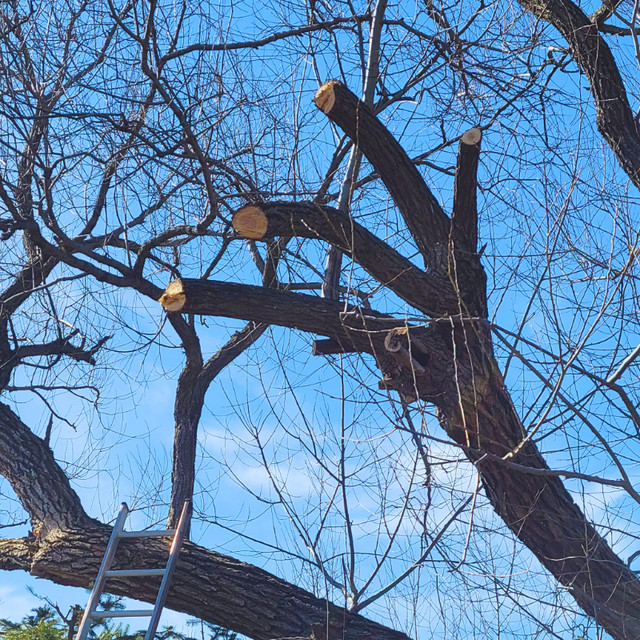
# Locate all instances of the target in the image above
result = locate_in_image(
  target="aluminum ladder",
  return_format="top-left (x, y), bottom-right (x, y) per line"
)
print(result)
top-left (75, 500), bottom-right (191, 640)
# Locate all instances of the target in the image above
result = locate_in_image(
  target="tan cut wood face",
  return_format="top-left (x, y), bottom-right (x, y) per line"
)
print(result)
top-left (461, 128), bottom-right (482, 145)
top-left (313, 81), bottom-right (338, 113)
top-left (159, 280), bottom-right (186, 312)
top-left (232, 206), bottom-right (269, 240)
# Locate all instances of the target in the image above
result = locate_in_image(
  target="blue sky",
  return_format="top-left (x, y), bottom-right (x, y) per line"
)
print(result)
top-left (1, 0), bottom-right (640, 639)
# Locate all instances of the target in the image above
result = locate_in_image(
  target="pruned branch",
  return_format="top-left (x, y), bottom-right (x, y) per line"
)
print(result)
top-left (158, 278), bottom-right (403, 354)
top-left (314, 80), bottom-right (451, 265)
top-left (451, 128), bottom-right (481, 254)
top-left (233, 201), bottom-right (454, 315)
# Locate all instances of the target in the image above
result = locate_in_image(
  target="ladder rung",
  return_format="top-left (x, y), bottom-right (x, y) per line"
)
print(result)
top-left (91, 609), bottom-right (154, 618)
top-left (104, 568), bottom-right (165, 577)
top-left (118, 529), bottom-right (175, 538)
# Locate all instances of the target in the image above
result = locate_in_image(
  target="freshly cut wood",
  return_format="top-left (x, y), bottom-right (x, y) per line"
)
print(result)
top-left (461, 127), bottom-right (482, 146)
top-left (313, 79), bottom-right (339, 113)
top-left (232, 205), bottom-right (269, 240)
top-left (158, 279), bottom-right (186, 312)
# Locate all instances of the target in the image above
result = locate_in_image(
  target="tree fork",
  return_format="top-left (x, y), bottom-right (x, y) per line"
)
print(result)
top-left (232, 202), bottom-right (454, 315)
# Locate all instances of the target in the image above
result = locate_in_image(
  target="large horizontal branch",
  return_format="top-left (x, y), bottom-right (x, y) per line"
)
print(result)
top-left (232, 201), bottom-right (455, 315)
top-left (158, 278), bottom-right (406, 354)
top-left (26, 525), bottom-right (410, 640)
top-left (313, 81), bottom-right (451, 264)
top-left (517, 0), bottom-right (640, 188)
top-left (0, 390), bottom-right (410, 639)
top-left (0, 403), bottom-right (409, 640)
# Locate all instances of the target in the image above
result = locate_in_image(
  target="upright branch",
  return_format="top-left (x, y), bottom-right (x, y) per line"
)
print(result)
top-left (451, 128), bottom-right (481, 254)
top-left (168, 321), bottom-right (267, 530)
top-left (322, 0), bottom-right (388, 300)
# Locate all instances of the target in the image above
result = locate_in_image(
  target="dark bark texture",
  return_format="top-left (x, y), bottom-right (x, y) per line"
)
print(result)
top-left (30, 528), bottom-right (408, 640)
top-left (517, 0), bottom-right (640, 188)
top-left (0, 401), bottom-right (408, 640)
top-left (168, 322), bottom-right (267, 530)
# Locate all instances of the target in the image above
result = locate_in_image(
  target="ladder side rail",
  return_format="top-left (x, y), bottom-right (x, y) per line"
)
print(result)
top-left (75, 502), bottom-right (130, 640)
top-left (145, 500), bottom-right (191, 639)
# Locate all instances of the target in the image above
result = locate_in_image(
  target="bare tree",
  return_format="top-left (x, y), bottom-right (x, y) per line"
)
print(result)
top-left (1, 1), bottom-right (640, 639)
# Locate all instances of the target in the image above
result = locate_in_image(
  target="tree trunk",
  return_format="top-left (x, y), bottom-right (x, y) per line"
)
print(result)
top-left (161, 274), bottom-right (640, 638)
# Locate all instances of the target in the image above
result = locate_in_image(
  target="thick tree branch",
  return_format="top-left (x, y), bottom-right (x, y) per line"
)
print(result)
top-left (314, 81), bottom-right (451, 265)
top-left (0, 402), bottom-right (96, 536)
top-left (517, 0), bottom-right (640, 188)
top-left (0, 402), bottom-right (409, 640)
top-left (451, 128), bottom-right (481, 254)
top-left (29, 527), bottom-right (410, 640)
top-left (158, 278), bottom-right (402, 354)
top-left (168, 321), bottom-right (267, 529)
top-left (232, 202), bottom-right (454, 315)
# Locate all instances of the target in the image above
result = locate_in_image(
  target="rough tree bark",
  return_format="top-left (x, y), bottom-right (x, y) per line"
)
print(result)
top-left (516, 0), bottom-right (640, 188)
top-left (168, 321), bottom-right (267, 530)
top-left (0, 401), bottom-right (409, 640)
top-left (158, 81), bottom-right (640, 640)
